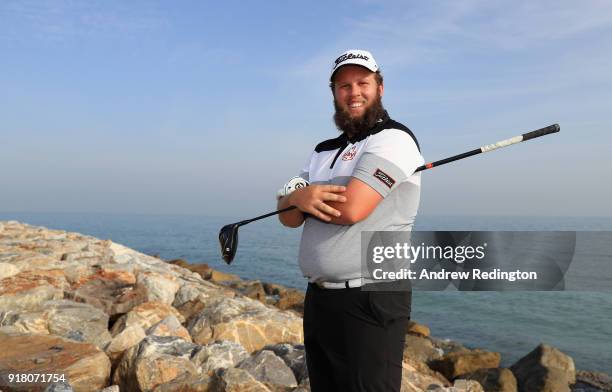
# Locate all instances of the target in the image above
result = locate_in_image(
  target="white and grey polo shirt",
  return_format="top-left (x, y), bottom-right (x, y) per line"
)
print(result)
top-left (297, 112), bottom-right (424, 282)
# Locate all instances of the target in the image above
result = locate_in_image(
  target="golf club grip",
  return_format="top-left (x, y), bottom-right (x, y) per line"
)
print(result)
top-left (521, 123), bottom-right (560, 141)
top-left (416, 124), bottom-right (560, 172)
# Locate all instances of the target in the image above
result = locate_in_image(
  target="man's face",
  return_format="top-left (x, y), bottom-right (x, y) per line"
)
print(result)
top-left (332, 65), bottom-right (384, 120)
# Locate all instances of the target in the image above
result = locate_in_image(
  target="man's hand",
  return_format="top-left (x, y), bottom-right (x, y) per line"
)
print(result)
top-left (288, 185), bottom-right (347, 222)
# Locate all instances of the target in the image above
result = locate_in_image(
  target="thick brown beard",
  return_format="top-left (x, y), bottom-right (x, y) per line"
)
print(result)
top-left (333, 93), bottom-right (386, 139)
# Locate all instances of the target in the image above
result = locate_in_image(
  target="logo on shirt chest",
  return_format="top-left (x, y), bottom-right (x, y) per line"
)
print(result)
top-left (341, 146), bottom-right (358, 161)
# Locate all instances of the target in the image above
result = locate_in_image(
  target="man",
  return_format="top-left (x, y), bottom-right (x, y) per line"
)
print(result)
top-left (277, 49), bottom-right (424, 392)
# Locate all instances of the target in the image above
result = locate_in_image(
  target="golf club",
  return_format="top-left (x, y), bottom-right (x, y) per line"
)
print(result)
top-left (219, 123), bottom-right (560, 264)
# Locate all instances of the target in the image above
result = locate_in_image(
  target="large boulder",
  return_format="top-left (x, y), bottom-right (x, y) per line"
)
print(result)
top-left (172, 282), bottom-right (235, 322)
top-left (237, 350), bottom-right (298, 388)
top-left (428, 349), bottom-right (501, 381)
top-left (404, 335), bottom-right (442, 364)
top-left (510, 343), bottom-right (575, 392)
top-left (0, 269), bottom-right (66, 311)
top-left (262, 343), bottom-right (308, 384)
top-left (146, 315), bottom-right (192, 342)
top-left (66, 267), bottom-right (144, 316)
top-left (186, 296), bottom-right (303, 352)
top-left (110, 301), bottom-right (185, 336)
top-left (0, 332), bottom-right (111, 392)
top-left (209, 367), bottom-right (271, 392)
top-left (0, 299), bottom-right (112, 350)
top-left (191, 340), bottom-right (250, 375)
top-left (105, 324), bottom-right (147, 363)
top-left (152, 372), bottom-right (212, 391)
top-left (135, 271), bottom-right (180, 305)
top-left (113, 335), bottom-right (200, 391)
top-left (400, 360), bottom-right (450, 391)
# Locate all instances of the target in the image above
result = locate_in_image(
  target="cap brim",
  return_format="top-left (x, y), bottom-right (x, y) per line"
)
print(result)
top-left (330, 62), bottom-right (378, 81)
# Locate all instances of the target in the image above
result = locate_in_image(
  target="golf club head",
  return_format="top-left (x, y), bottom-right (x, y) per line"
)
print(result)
top-left (219, 223), bottom-right (240, 264)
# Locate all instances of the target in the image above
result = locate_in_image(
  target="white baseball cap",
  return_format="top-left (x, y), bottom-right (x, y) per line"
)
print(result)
top-left (330, 49), bottom-right (379, 81)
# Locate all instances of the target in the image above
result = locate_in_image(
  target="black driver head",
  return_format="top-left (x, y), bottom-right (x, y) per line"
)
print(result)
top-left (219, 223), bottom-right (240, 264)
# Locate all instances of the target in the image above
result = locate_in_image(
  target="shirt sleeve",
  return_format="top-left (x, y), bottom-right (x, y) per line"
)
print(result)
top-left (352, 129), bottom-right (424, 197)
top-left (298, 150), bottom-right (315, 182)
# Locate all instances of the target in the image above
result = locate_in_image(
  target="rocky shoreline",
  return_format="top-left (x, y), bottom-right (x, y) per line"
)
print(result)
top-left (0, 220), bottom-right (610, 392)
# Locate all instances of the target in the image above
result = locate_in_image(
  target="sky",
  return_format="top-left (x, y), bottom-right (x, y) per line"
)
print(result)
top-left (1, 0), bottom-right (611, 217)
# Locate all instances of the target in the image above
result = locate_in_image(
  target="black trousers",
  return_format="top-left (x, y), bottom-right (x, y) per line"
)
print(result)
top-left (304, 283), bottom-right (411, 392)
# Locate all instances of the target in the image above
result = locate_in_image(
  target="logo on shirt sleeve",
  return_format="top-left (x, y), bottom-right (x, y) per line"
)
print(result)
top-left (373, 168), bottom-right (395, 188)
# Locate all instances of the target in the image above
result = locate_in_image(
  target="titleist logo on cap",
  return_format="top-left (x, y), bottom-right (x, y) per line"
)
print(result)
top-left (333, 52), bottom-right (369, 69)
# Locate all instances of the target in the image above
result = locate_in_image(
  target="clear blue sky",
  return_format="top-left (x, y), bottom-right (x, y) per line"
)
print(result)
top-left (1, 0), bottom-right (611, 217)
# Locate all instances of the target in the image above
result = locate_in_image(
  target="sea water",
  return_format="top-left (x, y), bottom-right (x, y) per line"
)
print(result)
top-left (2, 212), bottom-right (611, 374)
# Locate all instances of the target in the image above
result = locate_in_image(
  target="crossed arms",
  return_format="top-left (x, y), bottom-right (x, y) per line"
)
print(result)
top-left (277, 177), bottom-right (382, 227)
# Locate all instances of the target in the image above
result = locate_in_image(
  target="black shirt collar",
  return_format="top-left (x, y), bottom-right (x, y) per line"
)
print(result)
top-left (345, 110), bottom-right (391, 143)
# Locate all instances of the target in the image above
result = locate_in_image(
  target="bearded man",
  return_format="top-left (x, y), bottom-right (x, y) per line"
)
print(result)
top-left (277, 49), bottom-right (424, 392)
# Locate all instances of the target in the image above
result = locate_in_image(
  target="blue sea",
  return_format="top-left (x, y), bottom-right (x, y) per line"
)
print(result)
top-left (2, 212), bottom-right (611, 375)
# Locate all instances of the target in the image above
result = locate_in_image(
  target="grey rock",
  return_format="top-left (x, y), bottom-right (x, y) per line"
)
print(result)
top-left (104, 324), bottom-right (146, 363)
top-left (237, 350), bottom-right (297, 388)
top-left (209, 367), bottom-right (271, 392)
top-left (43, 382), bottom-right (74, 392)
top-left (510, 343), bottom-right (575, 392)
top-left (401, 360), bottom-right (450, 391)
top-left (191, 340), bottom-right (250, 374)
top-left (575, 370), bottom-right (612, 392)
top-left (146, 315), bottom-right (192, 341)
top-left (186, 296), bottom-right (302, 352)
top-left (262, 343), bottom-right (308, 384)
top-left (152, 373), bottom-right (212, 391)
top-left (68, 275), bottom-right (144, 317)
top-left (135, 271), bottom-right (180, 305)
top-left (44, 299), bottom-right (112, 349)
top-left (0, 299), bottom-right (112, 350)
top-left (113, 335), bottom-right (200, 392)
top-left (453, 379), bottom-right (485, 391)
top-left (0, 283), bottom-right (64, 312)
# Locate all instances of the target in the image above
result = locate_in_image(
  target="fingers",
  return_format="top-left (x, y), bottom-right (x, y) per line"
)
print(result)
top-left (289, 184), bottom-right (347, 221)
top-left (317, 201), bottom-right (341, 218)
top-left (321, 193), bottom-right (347, 203)
top-left (321, 185), bottom-right (346, 193)
top-left (304, 205), bottom-right (330, 221)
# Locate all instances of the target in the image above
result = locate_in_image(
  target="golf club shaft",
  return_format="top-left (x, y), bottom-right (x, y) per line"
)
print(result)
top-left (416, 123), bottom-right (559, 172)
top-left (245, 123), bottom-right (560, 223)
